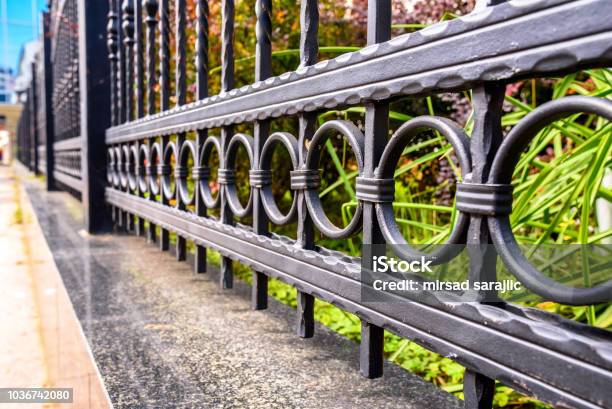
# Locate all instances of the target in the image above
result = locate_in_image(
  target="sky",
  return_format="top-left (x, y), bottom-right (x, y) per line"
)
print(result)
top-left (0, 0), bottom-right (47, 73)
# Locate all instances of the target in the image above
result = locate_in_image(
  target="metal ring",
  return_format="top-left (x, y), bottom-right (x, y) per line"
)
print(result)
top-left (374, 116), bottom-right (471, 264)
top-left (488, 96), bottom-right (612, 305)
top-left (198, 136), bottom-right (221, 209)
top-left (304, 120), bottom-right (364, 239)
top-left (107, 148), bottom-right (115, 185)
top-left (224, 133), bottom-right (254, 218)
top-left (138, 144), bottom-right (149, 193)
top-left (148, 142), bottom-right (162, 196)
top-left (127, 144), bottom-right (138, 192)
top-left (162, 142), bottom-right (176, 201)
top-left (259, 132), bottom-right (299, 225)
top-left (112, 146), bottom-right (121, 187)
top-left (119, 145), bottom-right (129, 189)
top-left (177, 140), bottom-right (196, 206)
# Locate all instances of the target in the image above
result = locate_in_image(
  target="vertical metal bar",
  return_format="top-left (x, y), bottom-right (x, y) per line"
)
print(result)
top-left (78, 0), bottom-right (111, 232)
top-left (144, 0), bottom-right (158, 243)
top-left (219, 0), bottom-right (234, 289)
top-left (117, 0), bottom-right (126, 124)
top-left (194, 0), bottom-right (209, 273)
top-left (360, 320), bottom-right (384, 378)
top-left (42, 11), bottom-right (56, 190)
top-left (26, 103), bottom-right (31, 168)
top-left (463, 82), bottom-right (505, 409)
top-left (296, 290), bottom-right (314, 338)
top-left (159, 0), bottom-right (170, 251)
top-left (25, 89), bottom-right (30, 169)
top-left (106, 0), bottom-right (119, 125)
top-left (159, 0), bottom-right (169, 112)
top-left (175, 0), bottom-right (187, 261)
top-left (123, 0), bottom-right (134, 122)
top-left (295, 0), bottom-right (318, 338)
top-left (134, 0), bottom-right (144, 119)
top-left (144, 0), bottom-right (157, 117)
top-left (251, 0), bottom-right (272, 310)
top-left (123, 0), bottom-right (135, 233)
top-left (134, 0), bottom-right (145, 236)
top-left (30, 62), bottom-right (39, 175)
top-left (464, 370), bottom-right (496, 409)
top-left (359, 0), bottom-right (390, 379)
top-left (116, 0), bottom-right (129, 227)
top-left (175, 0), bottom-right (186, 107)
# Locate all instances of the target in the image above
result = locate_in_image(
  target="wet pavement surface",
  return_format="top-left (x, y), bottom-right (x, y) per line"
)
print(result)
top-left (24, 179), bottom-right (461, 409)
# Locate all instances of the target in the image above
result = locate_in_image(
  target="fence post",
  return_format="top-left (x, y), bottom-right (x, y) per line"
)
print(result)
top-left (41, 11), bottom-right (55, 190)
top-left (77, 0), bottom-right (111, 232)
top-left (359, 0), bottom-right (391, 380)
top-left (30, 64), bottom-right (39, 175)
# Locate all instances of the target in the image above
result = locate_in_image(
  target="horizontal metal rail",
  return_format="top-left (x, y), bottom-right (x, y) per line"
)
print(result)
top-left (54, 170), bottom-right (83, 192)
top-left (106, 0), bottom-right (612, 143)
top-left (53, 136), bottom-right (81, 151)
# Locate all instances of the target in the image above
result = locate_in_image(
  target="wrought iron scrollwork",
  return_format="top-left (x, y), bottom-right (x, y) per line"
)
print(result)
top-left (373, 116), bottom-right (471, 264)
top-left (224, 133), bottom-right (254, 218)
top-left (487, 96), bottom-right (612, 305)
top-left (161, 141), bottom-right (176, 200)
top-left (197, 136), bottom-right (222, 209)
top-left (259, 132), bottom-right (299, 225)
top-left (177, 140), bottom-right (196, 206)
top-left (304, 120), bottom-right (365, 239)
top-left (137, 144), bottom-right (150, 193)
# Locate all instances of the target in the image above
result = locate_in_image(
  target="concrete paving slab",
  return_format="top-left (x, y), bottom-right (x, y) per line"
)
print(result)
top-left (0, 165), bottom-right (111, 409)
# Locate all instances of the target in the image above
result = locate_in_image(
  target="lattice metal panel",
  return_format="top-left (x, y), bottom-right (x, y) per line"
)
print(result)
top-left (51, 0), bottom-right (81, 142)
top-left (103, 1), bottom-right (612, 408)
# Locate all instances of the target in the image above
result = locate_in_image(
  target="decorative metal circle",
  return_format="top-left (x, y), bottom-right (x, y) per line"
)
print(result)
top-left (177, 140), bottom-right (196, 206)
top-left (162, 142), bottom-right (176, 201)
top-left (374, 116), bottom-right (471, 264)
top-left (119, 145), bottom-right (129, 189)
top-left (107, 148), bottom-right (115, 185)
top-left (488, 96), bottom-right (612, 305)
top-left (259, 132), bottom-right (299, 225)
top-left (304, 120), bottom-right (364, 239)
top-left (148, 142), bottom-right (162, 196)
top-left (112, 146), bottom-right (121, 188)
top-left (127, 145), bottom-right (138, 192)
top-left (138, 144), bottom-right (149, 193)
top-left (198, 136), bottom-right (221, 209)
top-left (224, 133), bottom-right (254, 218)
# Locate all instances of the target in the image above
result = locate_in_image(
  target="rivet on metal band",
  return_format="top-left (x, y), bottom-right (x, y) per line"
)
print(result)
top-left (456, 183), bottom-right (513, 216)
top-left (249, 170), bottom-right (272, 187)
top-left (355, 177), bottom-right (395, 203)
top-left (290, 169), bottom-right (320, 190)
top-left (218, 168), bottom-right (235, 185)
top-left (191, 166), bottom-right (210, 181)
top-left (157, 164), bottom-right (171, 176)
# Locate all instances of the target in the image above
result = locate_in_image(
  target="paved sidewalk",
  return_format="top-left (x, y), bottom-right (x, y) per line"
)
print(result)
top-left (19, 166), bottom-right (461, 409)
top-left (0, 165), bottom-right (111, 409)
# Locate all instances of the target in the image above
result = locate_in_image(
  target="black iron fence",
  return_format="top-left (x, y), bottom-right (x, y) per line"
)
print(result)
top-left (15, 0), bottom-right (612, 408)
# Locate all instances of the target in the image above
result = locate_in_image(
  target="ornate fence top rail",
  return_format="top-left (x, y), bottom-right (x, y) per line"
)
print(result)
top-left (106, 0), bottom-right (612, 142)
